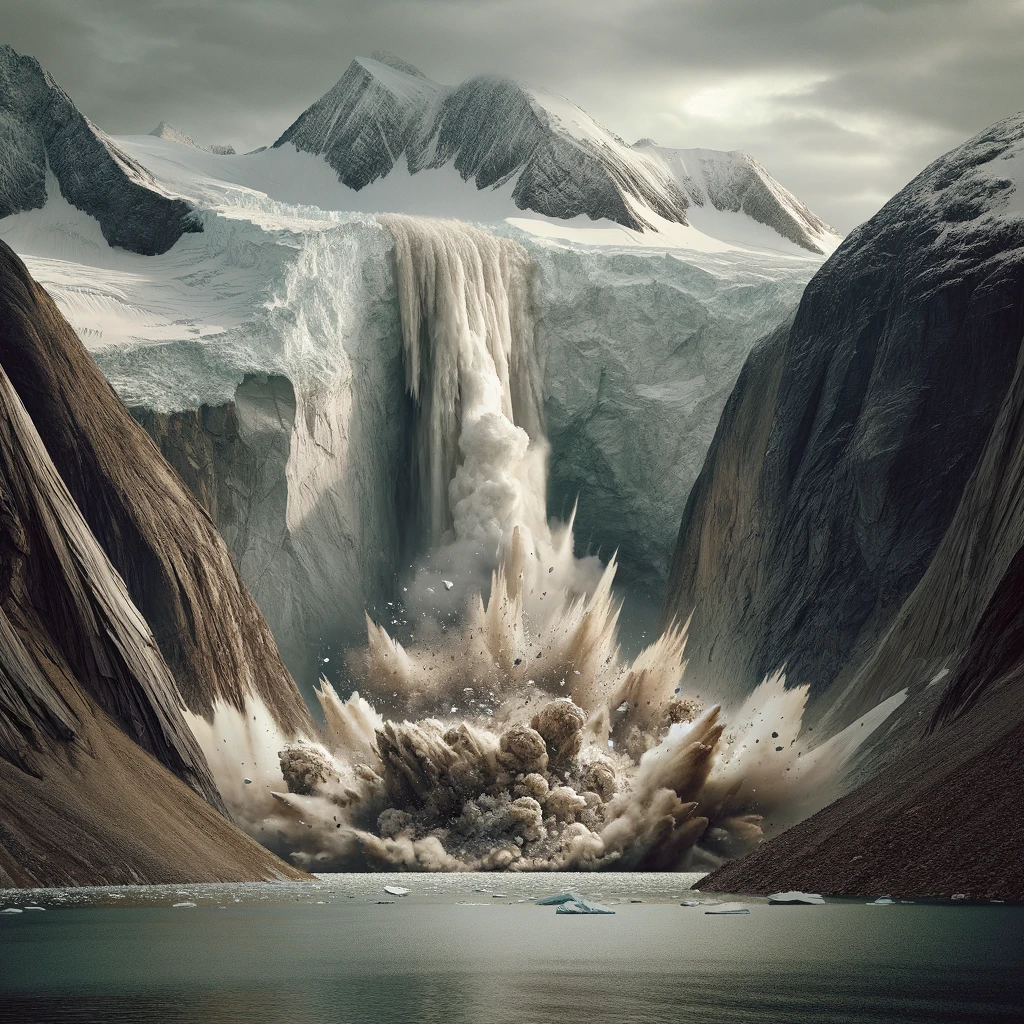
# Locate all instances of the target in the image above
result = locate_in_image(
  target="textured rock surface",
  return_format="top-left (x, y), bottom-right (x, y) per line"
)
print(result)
top-left (275, 54), bottom-right (836, 251)
top-left (0, 240), bottom-right (312, 735)
top-left (0, 245), bottom-right (309, 886)
top-left (662, 113), bottom-right (1024, 708)
top-left (700, 683), bottom-right (1024, 900)
top-left (0, 45), bottom-right (200, 255)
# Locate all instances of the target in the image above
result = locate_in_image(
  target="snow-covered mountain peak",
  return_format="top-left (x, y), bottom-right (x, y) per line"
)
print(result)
top-left (150, 120), bottom-right (200, 147)
top-left (0, 44), bottom-right (199, 254)
top-left (274, 55), bottom-right (838, 252)
top-left (368, 51), bottom-right (429, 79)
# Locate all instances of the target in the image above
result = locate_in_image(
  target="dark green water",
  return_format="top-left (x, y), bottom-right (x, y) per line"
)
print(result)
top-left (1, 873), bottom-right (1021, 1023)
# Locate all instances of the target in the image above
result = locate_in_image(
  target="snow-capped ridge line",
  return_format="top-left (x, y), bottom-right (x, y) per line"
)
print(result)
top-left (273, 54), bottom-right (837, 252)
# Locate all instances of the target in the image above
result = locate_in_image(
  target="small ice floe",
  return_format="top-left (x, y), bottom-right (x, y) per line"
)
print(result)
top-left (681, 898), bottom-right (722, 907)
top-left (870, 897), bottom-right (895, 905)
top-left (536, 891), bottom-right (584, 906)
top-left (375, 901), bottom-right (395, 905)
top-left (172, 902), bottom-right (197, 908)
top-left (1, 908), bottom-right (23, 914)
top-left (629, 899), bottom-right (644, 904)
top-left (474, 888), bottom-right (492, 893)
top-left (704, 902), bottom-right (750, 915)
top-left (556, 899), bottom-right (615, 915)
top-left (491, 893), bottom-right (509, 899)
top-left (680, 900), bottom-right (702, 907)
top-left (442, 580), bottom-right (454, 591)
top-left (384, 886), bottom-right (410, 896)
top-left (24, 906), bottom-right (45, 912)
top-left (768, 891), bottom-right (825, 905)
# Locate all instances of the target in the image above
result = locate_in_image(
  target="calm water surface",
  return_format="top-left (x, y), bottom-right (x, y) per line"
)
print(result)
top-left (1, 872), bottom-right (1021, 1023)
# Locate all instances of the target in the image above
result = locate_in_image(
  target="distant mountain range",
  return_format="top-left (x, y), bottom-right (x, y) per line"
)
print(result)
top-left (0, 43), bottom-right (838, 255)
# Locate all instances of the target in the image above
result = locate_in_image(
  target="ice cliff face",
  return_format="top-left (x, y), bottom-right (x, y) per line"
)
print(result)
top-left (0, 48), bottom-right (831, 693)
top-left (662, 112), bottom-right (1024, 715)
top-left (275, 54), bottom-right (839, 253)
top-left (0, 45), bottom-right (201, 254)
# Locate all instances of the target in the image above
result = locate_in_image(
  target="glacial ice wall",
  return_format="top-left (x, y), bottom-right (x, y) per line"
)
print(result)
top-left (2, 168), bottom-right (821, 692)
top-left (527, 238), bottom-right (810, 586)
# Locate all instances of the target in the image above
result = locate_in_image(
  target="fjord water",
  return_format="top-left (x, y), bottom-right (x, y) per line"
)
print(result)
top-left (1, 874), bottom-right (1021, 1023)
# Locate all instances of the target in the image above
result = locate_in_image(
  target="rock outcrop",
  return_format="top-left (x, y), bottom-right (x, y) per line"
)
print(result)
top-left (662, 112), bottom-right (1024, 711)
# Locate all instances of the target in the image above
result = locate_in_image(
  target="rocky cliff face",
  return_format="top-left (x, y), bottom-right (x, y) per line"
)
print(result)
top-left (0, 240), bottom-right (312, 735)
top-left (0, 44), bottom-right (200, 255)
top-left (0, 242), bottom-right (308, 886)
top-left (662, 113), bottom-right (1024, 711)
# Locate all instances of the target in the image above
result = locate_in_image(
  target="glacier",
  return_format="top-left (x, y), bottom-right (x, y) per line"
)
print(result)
top-left (0, 130), bottom-right (825, 692)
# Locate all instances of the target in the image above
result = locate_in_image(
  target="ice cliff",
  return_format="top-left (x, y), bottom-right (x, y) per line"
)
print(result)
top-left (0, 48), bottom-right (831, 692)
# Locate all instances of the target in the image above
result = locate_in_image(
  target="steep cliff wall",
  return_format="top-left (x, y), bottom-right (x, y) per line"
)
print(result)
top-left (662, 113), bottom-right (1024, 709)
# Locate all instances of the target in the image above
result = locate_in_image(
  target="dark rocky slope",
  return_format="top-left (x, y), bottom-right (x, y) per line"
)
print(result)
top-left (0, 44), bottom-right (199, 255)
top-left (0, 332), bottom-right (306, 885)
top-left (699, 337), bottom-right (1024, 898)
top-left (662, 113), bottom-right (1024, 713)
top-left (0, 240), bottom-right (312, 736)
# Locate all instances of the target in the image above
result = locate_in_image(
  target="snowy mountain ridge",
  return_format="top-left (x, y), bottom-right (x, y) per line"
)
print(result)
top-left (275, 55), bottom-right (840, 253)
top-left (149, 120), bottom-right (236, 155)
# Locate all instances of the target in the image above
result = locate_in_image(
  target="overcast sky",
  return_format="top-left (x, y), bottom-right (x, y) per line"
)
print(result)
top-left (4, 0), bottom-right (1023, 231)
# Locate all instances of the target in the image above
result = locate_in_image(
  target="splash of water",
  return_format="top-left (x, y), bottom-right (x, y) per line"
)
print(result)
top-left (190, 215), bottom-right (897, 872)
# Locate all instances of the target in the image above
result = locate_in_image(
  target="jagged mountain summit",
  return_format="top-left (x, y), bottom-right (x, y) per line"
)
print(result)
top-left (274, 53), bottom-right (839, 253)
top-left (149, 120), bottom-right (235, 155)
top-left (0, 45), bottom-right (200, 254)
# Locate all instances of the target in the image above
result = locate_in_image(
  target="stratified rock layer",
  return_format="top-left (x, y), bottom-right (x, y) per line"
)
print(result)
top-left (0, 243), bottom-right (308, 886)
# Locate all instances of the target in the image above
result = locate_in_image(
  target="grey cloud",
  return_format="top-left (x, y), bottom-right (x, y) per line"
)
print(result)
top-left (2, 0), bottom-right (1022, 230)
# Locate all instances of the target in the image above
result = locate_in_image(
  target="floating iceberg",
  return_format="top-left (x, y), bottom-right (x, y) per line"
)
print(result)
top-left (383, 886), bottom-right (410, 896)
top-left (556, 899), bottom-right (616, 915)
top-left (768, 891), bottom-right (825, 905)
top-left (536, 891), bottom-right (585, 906)
top-left (705, 902), bottom-right (750, 915)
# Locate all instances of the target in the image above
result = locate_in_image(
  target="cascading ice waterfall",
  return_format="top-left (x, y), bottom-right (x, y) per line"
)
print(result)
top-left (191, 214), bottom-right (900, 872)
